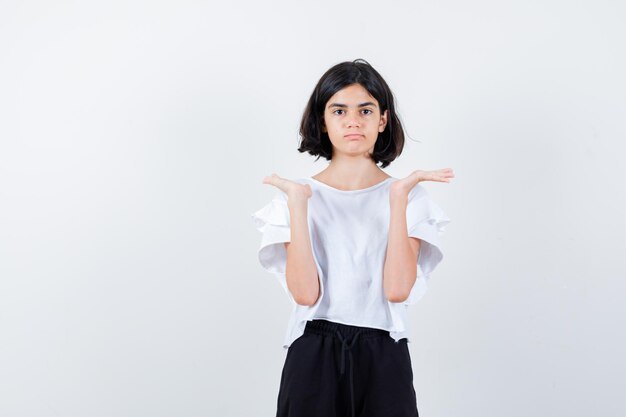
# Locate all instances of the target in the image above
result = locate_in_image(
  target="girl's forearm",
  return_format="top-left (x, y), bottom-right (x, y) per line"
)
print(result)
top-left (383, 193), bottom-right (419, 303)
top-left (285, 198), bottom-right (320, 306)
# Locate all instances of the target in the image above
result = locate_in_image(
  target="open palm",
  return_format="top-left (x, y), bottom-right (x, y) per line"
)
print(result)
top-left (262, 173), bottom-right (312, 200)
top-left (391, 168), bottom-right (455, 195)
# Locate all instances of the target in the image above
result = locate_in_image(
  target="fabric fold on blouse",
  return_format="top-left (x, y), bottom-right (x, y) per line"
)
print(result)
top-left (404, 185), bottom-right (452, 306)
top-left (250, 191), bottom-right (293, 302)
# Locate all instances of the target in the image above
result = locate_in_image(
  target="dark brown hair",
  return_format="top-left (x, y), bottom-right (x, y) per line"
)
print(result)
top-left (298, 59), bottom-right (405, 168)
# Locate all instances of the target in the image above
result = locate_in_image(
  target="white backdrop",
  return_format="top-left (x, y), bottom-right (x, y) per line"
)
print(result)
top-left (1, 1), bottom-right (625, 416)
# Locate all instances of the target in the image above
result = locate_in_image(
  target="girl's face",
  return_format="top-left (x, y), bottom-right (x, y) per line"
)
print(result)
top-left (322, 83), bottom-right (388, 159)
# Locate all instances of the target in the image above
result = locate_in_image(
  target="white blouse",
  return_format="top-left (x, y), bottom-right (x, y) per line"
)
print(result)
top-left (251, 176), bottom-right (451, 350)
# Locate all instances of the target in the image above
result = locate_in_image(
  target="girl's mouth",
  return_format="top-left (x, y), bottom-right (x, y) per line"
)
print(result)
top-left (345, 134), bottom-right (363, 140)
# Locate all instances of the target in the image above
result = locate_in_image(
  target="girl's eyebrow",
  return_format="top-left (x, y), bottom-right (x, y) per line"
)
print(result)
top-left (328, 102), bottom-right (378, 109)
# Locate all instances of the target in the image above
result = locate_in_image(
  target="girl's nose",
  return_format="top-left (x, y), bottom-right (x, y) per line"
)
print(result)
top-left (346, 117), bottom-right (360, 128)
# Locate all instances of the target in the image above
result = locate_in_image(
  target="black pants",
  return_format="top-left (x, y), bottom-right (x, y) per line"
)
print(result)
top-left (276, 319), bottom-right (419, 417)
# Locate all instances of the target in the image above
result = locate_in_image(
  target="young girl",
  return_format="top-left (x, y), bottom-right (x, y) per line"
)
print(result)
top-left (251, 59), bottom-right (453, 417)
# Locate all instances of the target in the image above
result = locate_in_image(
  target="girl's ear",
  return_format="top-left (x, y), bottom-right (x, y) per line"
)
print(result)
top-left (379, 109), bottom-right (388, 132)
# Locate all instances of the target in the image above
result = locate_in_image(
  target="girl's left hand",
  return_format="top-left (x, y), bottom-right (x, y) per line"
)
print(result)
top-left (390, 168), bottom-right (455, 197)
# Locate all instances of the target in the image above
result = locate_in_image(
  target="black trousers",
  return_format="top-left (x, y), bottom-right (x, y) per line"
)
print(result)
top-left (276, 319), bottom-right (419, 417)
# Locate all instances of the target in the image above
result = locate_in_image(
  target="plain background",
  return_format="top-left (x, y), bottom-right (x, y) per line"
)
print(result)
top-left (1, 1), bottom-right (625, 416)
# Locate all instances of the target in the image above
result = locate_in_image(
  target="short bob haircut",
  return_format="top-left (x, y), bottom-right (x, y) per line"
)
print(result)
top-left (298, 58), bottom-right (405, 169)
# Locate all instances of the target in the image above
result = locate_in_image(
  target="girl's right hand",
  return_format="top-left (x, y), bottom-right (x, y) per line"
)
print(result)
top-left (262, 173), bottom-right (312, 202)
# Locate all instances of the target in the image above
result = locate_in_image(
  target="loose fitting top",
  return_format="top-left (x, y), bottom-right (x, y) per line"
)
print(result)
top-left (251, 176), bottom-right (451, 350)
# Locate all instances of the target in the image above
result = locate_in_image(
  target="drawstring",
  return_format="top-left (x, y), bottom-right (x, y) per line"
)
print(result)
top-left (335, 328), bottom-right (364, 417)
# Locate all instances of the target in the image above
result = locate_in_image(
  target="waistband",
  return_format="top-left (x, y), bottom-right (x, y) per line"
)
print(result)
top-left (304, 319), bottom-right (390, 341)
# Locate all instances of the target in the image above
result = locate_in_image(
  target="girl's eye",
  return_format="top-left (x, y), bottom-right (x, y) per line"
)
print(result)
top-left (332, 109), bottom-right (373, 115)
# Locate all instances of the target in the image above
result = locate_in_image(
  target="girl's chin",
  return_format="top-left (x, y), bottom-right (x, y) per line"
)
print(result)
top-left (334, 146), bottom-right (375, 157)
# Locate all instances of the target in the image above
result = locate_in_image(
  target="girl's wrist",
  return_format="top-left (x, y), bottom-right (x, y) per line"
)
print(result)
top-left (389, 183), bottom-right (411, 202)
top-left (287, 196), bottom-right (309, 210)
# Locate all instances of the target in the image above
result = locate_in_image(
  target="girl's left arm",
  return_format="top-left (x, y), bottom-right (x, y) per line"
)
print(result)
top-left (383, 168), bottom-right (454, 302)
top-left (382, 189), bottom-right (420, 303)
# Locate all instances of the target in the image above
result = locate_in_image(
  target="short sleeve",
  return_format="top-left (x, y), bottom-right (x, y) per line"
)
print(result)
top-left (403, 185), bottom-right (451, 305)
top-left (250, 190), bottom-right (294, 301)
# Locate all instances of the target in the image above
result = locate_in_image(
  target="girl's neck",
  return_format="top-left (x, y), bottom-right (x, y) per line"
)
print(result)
top-left (312, 159), bottom-right (390, 191)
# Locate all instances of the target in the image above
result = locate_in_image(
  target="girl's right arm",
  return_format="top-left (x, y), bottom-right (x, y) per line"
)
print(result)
top-left (261, 173), bottom-right (319, 306)
top-left (284, 195), bottom-right (320, 306)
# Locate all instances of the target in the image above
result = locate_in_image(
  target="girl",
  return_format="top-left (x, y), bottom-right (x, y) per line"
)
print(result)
top-left (251, 59), bottom-right (454, 417)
